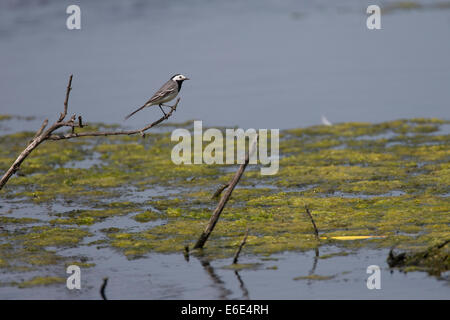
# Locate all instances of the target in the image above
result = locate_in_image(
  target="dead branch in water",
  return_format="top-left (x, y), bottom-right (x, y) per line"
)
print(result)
top-left (193, 136), bottom-right (258, 249)
top-left (183, 245), bottom-right (190, 262)
top-left (305, 205), bottom-right (320, 257)
top-left (233, 228), bottom-right (249, 264)
top-left (100, 277), bottom-right (108, 300)
top-left (0, 75), bottom-right (180, 190)
top-left (387, 239), bottom-right (450, 276)
top-left (304, 205), bottom-right (320, 241)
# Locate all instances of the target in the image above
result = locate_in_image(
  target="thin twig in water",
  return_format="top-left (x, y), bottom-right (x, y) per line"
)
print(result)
top-left (100, 277), bottom-right (108, 300)
top-left (0, 75), bottom-right (180, 190)
top-left (183, 245), bottom-right (190, 262)
top-left (193, 136), bottom-right (258, 249)
top-left (304, 205), bottom-right (320, 257)
top-left (304, 205), bottom-right (319, 241)
top-left (233, 228), bottom-right (249, 264)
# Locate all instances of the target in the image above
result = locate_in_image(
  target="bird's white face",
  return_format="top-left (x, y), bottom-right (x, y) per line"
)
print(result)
top-left (172, 74), bottom-right (189, 81)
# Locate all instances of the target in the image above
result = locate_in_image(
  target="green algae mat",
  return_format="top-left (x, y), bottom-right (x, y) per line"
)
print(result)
top-left (0, 117), bottom-right (449, 287)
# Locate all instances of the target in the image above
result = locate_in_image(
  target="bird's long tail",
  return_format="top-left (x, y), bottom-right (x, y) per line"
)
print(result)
top-left (124, 104), bottom-right (147, 120)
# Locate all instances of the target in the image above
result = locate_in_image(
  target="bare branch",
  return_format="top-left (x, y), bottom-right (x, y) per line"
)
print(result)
top-left (0, 131), bottom-right (49, 190)
top-left (31, 119), bottom-right (48, 142)
top-left (48, 98), bottom-right (179, 141)
top-left (0, 75), bottom-right (181, 190)
top-left (59, 74), bottom-right (73, 121)
top-left (193, 136), bottom-right (258, 249)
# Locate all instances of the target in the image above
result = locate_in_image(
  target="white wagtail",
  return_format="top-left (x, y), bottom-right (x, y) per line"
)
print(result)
top-left (125, 74), bottom-right (190, 120)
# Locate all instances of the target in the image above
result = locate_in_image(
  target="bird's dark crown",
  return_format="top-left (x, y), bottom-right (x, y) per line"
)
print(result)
top-left (171, 74), bottom-right (184, 81)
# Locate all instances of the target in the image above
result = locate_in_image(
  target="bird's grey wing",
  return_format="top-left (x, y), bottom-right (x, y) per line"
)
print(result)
top-left (124, 80), bottom-right (177, 120)
top-left (144, 80), bottom-right (178, 106)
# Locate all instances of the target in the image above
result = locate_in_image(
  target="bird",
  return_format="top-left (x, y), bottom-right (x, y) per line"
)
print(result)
top-left (125, 74), bottom-right (190, 120)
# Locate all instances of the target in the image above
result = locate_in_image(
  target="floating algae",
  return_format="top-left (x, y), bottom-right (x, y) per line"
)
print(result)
top-left (0, 117), bottom-right (449, 286)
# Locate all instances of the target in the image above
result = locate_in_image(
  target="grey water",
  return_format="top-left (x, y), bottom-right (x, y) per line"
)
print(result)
top-left (0, 0), bottom-right (450, 300)
top-left (1, 180), bottom-right (449, 300)
top-left (1, 241), bottom-right (449, 299)
top-left (0, 0), bottom-right (449, 131)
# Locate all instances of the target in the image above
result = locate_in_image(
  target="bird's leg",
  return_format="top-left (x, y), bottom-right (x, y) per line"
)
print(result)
top-left (158, 104), bottom-right (167, 116)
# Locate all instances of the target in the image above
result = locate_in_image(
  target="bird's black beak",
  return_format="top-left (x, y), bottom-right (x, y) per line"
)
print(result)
top-left (184, 77), bottom-right (190, 80)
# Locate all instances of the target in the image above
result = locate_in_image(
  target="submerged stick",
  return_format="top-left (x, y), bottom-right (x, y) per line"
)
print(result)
top-left (233, 228), bottom-right (249, 264)
top-left (304, 205), bottom-right (319, 241)
top-left (100, 277), bottom-right (108, 300)
top-left (193, 136), bottom-right (258, 249)
top-left (305, 205), bottom-right (320, 257)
